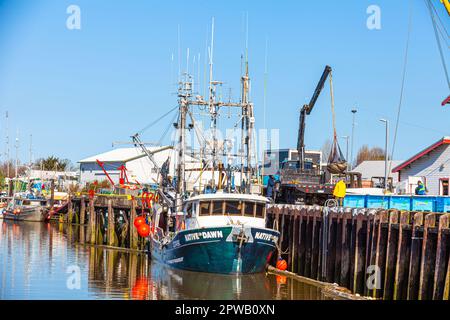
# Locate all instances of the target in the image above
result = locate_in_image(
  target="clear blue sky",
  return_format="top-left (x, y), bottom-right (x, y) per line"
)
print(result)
top-left (0, 0), bottom-right (449, 165)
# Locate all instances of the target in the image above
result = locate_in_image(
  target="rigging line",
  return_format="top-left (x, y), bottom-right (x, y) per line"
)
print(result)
top-left (389, 0), bottom-right (413, 177)
top-left (425, 0), bottom-right (450, 90)
top-left (429, 0), bottom-right (450, 39)
top-left (157, 111), bottom-right (179, 146)
top-left (137, 105), bottom-right (179, 135)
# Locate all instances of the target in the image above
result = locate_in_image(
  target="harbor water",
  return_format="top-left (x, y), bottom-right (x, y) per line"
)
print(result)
top-left (0, 221), bottom-right (325, 300)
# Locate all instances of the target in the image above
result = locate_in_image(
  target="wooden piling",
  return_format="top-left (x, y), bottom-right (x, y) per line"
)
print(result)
top-left (383, 210), bottom-right (400, 300)
top-left (129, 200), bottom-right (139, 250)
top-left (418, 213), bottom-right (439, 300)
top-left (353, 212), bottom-right (368, 295)
top-left (432, 213), bottom-right (450, 300)
top-left (297, 207), bottom-right (307, 276)
top-left (290, 209), bottom-right (300, 274)
top-left (80, 198), bottom-right (86, 225)
top-left (407, 212), bottom-right (424, 300)
top-left (393, 211), bottom-right (413, 300)
top-left (340, 211), bottom-right (353, 288)
top-left (67, 196), bottom-right (73, 224)
top-left (325, 211), bottom-right (338, 283)
top-left (333, 211), bottom-right (343, 283)
top-left (373, 210), bottom-right (389, 299)
top-left (107, 199), bottom-right (118, 247)
top-left (88, 199), bottom-right (96, 245)
top-left (310, 208), bottom-right (322, 280)
top-left (304, 209), bottom-right (313, 278)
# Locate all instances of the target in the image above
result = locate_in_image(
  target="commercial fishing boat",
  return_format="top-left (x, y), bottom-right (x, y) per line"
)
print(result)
top-left (150, 193), bottom-right (279, 274)
top-left (137, 30), bottom-right (280, 274)
top-left (2, 193), bottom-right (47, 222)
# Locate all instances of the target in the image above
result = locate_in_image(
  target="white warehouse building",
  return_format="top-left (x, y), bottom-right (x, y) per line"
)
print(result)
top-left (78, 147), bottom-right (221, 191)
top-left (78, 147), bottom-right (175, 186)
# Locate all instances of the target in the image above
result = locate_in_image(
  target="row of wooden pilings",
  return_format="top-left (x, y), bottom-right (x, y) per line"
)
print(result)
top-left (62, 196), bottom-right (146, 251)
top-left (266, 204), bottom-right (450, 300)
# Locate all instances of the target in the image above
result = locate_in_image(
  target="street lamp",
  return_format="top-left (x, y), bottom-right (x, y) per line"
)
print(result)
top-left (342, 136), bottom-right (350, 171)
top-left (379, 119), bottom-right (389, 192)
top-left (350, 109), bottom-right (357, 171)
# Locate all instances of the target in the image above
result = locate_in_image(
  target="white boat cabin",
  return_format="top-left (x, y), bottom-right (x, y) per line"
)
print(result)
top-left (178, 193), bottom-right (270, 231)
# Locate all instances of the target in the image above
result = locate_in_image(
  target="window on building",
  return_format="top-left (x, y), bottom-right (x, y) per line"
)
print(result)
top-left (440, 178), bottom-right (449, 196)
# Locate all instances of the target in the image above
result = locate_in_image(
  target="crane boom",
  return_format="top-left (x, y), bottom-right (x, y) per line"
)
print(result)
top-left (297, 65), bottom-right (332, 170)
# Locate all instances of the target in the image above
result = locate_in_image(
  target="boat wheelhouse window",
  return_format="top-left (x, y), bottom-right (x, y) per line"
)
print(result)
top-left (199, 201), bottom-right (211, 216)
top-left (255, 203), bottom-right (265, 218)
top-left (212, 201), bottom-right (224, 215)
top-left (244, 202), bottom-right (255, 217)
top-left (225, 201), bottom-right (243, 215)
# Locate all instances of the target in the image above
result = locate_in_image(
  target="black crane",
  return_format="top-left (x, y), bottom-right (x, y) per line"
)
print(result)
top-left (297, 65), bottom-right (332, 170)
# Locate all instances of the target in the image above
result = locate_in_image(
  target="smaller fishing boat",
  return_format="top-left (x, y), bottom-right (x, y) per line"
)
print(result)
top-left (2, 193), bottom-right (47, 222)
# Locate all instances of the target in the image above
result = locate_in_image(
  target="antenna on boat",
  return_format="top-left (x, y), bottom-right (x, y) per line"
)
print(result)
top-left (208, 17), bottom-right (218, 189)
top-left (15, 129), bottom-right (19, 181)
top-left (29, 134), bottom-right (33, 169)
top-left (5, 111), bottom-right (10, 178)
top-left (177, 24), bottom-right (181, 82)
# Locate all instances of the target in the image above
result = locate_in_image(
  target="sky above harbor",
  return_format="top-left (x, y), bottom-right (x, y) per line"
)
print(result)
top-left (0, 0), bottom-right (449, 166)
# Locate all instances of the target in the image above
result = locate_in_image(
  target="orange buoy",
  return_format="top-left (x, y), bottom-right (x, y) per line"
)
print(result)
top-left (276, 275), bottom-right (287, 285)
top-left (276, 258), bottom-right (287, 271)
top-left (137, 224), bottom-right (151, 237)
top-left (133, 216), bottom-right (146, 229)
top-left (131, 277), bottom-right (149, 300)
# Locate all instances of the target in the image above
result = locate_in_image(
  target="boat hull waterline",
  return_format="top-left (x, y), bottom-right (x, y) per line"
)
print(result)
top-left (2, 207), bottom-right (46, 222)
top-left (150, 226), bottom-right (280, 274)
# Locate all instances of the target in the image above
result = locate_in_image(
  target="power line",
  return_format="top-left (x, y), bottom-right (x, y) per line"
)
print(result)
top-left (425, 0), bottom-right (450, 90)
top-left (389, 0), bottom-right (413, 176)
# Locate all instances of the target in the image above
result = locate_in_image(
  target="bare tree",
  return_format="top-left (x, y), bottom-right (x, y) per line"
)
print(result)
top-left (356, 145), bottom-right (386, 166)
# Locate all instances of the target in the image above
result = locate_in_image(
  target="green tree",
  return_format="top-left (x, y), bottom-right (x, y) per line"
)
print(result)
top-left (35, 156), bottom-right (73, 171)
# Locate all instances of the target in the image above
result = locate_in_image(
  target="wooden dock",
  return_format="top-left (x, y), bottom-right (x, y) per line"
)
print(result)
top-left (266, 204), bottom-right (450, 300)
top-left (57, 195), bottom-right (449, 300)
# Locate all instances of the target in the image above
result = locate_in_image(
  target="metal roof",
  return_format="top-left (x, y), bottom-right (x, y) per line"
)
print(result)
top-left (352, 160), bottom-right (403, 180)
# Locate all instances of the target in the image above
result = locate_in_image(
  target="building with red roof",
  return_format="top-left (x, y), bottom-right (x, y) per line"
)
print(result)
top-left (392, 137), bottom-right (450, 195)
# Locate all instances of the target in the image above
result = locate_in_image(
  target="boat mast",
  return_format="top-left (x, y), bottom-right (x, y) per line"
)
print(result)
top-left (208, 17), bottom-right (217, 190)
top-left (176, 74), bottom-right (190, 209)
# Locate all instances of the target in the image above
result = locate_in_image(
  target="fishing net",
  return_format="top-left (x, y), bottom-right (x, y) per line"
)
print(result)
top-left (327, 139), bottom-right (347, 174)
top-left (326, 72), bottom-right (348, 175)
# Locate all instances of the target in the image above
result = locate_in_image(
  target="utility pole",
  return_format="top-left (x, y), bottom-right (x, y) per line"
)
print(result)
top-left (342, 136), bottom-right (350, 171)
top-left (350, 109), bottom-right (357, 170)
top-left (380, 119), bottom-right (389, 192)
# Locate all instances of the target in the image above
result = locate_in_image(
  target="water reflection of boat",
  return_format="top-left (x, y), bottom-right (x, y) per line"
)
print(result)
top-left (149, 259), bottom-right (273, 300)
top-left (2, 193), bottom-right (47, 222)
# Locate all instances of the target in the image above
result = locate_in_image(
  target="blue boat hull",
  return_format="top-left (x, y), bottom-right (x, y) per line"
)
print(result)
top-left (150, 226), bottom-right (280, 274)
